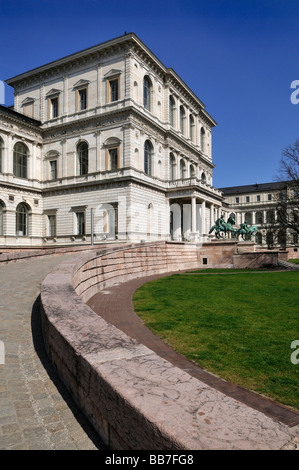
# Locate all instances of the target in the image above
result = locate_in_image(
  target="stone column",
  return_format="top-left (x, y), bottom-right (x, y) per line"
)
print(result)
top-left (2, 136), bottom-right (8, 174)
top-left (201, 201), bottom-right (206, 235)
top-left (40, 83), bottom-right (45, 122)
top-left (61, 139), bottom-right (67, 178)
top-left (7, 133), bottom-right (13, 175)
top-left (97, 63), bottom-right (102, 107)
top-left (191, 196), bottom-right (196, 233)
top-left (125, 52), bottom-right (132, 100)
top-left (210, 203), bottom-right (215, 227)
top-left (31, 141), bottom-right (37, 181)
top-left (95, 131), bottom-right (101, 172)
top-left (63, 75), bottom-right (69, 120)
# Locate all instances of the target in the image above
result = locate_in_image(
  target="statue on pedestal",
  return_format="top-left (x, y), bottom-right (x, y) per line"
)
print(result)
top-left (209, 213), bottom-right (258, 241)
top-left (209, 213), bottom-right (236, 239)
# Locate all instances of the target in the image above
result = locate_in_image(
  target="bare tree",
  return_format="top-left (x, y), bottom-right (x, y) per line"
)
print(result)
top-left (279, 139), bottom-right (299, 182)
top-left (276, 139), bottom-right (299, 239)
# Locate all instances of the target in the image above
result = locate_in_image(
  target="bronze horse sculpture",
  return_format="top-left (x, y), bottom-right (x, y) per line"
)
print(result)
top-left (209, 215), bottom-right (258, 241)
top-left (209, 215), bottom-right (237, 239)
top-left (234, 224), bottom-right (258, 241)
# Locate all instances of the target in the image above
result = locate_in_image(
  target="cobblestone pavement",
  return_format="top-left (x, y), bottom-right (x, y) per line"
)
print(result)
top-left (0, 255), bottom-right (105, 450)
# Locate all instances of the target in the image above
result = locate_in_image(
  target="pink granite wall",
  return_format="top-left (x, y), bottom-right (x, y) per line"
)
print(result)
top-left (72, 241), bottom-right (238, 303)
top-left (284, 246), bottom-right (299, 260)
top-left (41, 241), bottom-right (241, 450)
top-left (40, 241), bottom-right (292, 450)
top-left (233, 251), bottom-right (279, 269)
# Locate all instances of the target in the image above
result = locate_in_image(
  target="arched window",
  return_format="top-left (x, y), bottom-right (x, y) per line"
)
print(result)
top-left (278, 229), bottom-right (286, 247)
top-left (266, 231), bottom-right (274, 248)
top-left (200, 127), bottom-right (206, 152)
top-left (201, 172), bottom-right (206, 184)
top-left (189, 115), bottom-right (195, 142)
top-left (180, 159), bottom-right (186, 179)
top-left (16, 203), bottom-right (29, 236)
top-left (0, 200), bottom-right (4, 236)
top-left (180, 106), bottom-right (185, 134)
top-left (256, 211), bottom-right (263, 225)
top-left (190, 164), bottom-right (195, 178)
top-left (169, 153), bottom-right (176, 180)
top-left (77, 142), bottom-right (88, 176)
top-left (266, 210), bottom-right (275, 224)
top-left (143, 76), bottom-right (152, 111)
top-left (0, 137), bottom-right (3, 173)
top-left (169, 96), bottom-right (175, 127)
top-left (245, 212), bottom-right (252, 224)
top-left (13, 142), bottom-right (28, 178)
top-left (256, 232), bottom-right (263, 245)
top-left (144, 140), bottom-right (153, 175)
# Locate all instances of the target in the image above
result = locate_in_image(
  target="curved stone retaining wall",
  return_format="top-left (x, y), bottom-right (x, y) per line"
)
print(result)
top-left (40, 241), bottom-right (297, 450)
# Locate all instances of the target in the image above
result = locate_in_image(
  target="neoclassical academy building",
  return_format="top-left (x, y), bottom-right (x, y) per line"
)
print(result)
top-left (0, 33), bottom-right (225, 246)
top-left (0, 33), bottom-right (295, 248)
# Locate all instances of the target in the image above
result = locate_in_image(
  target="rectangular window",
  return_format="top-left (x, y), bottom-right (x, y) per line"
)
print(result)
top-left (235, 197), bottom-right (239, 203)
top-left (110, 79), bottom-right (119, 101)
top-left (79, 88), bottom-right (87, 110)
top-left (268, 194), bottom-right (272, 201)
top-left (246, 196), bottom-right (250, 203)
top-left (109, 148), bottom-right (118, 170)
top-left (51, 97), bottom-right (59, 118)
top-left (50, 160), bottom-right (57, 180)
top-left (257, 195), bottom-right (261, 202)
top-left (106, 77), bottom-right (120, 103)
top-left (76, 212), bottom-right (85, 235)
top-left (23, 102), bottom-right (34, 118)
top-left (14, 154), bottom-right (27, 178)
top-left (48, 215), bottom-right (56, 237)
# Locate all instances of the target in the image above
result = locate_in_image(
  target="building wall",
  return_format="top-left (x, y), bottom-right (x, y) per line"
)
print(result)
top-left (221, 183), bottom-right (297, 247)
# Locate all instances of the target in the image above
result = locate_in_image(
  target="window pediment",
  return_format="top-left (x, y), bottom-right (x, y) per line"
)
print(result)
top-left (45, 150), bottom-right (60, 160)
top-left (73, 79), bottom-right (90, 89)
top-left (21, 97), bottom-right (35, 105)
top-left (46, 88), bottom-right (62, 97)
top-left (103, 137), bottom-right (121, 147)
top-left (104, 69), bottom-right (122, 79)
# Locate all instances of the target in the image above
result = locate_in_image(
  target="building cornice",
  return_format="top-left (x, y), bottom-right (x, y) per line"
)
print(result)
top-left (6, 33), bottom-right (137, 88)
top-left (0, 181), bottom-right (42, 196)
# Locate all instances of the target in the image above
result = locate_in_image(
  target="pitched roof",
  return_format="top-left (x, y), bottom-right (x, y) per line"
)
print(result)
top-left (0, 104), bottom-right (41, 127)
top-left (220, 181), bottom-right (288, 195)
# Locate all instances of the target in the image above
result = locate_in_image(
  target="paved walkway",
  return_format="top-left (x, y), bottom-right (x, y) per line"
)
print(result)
top-left (0, 255), bottom-right (105, 450)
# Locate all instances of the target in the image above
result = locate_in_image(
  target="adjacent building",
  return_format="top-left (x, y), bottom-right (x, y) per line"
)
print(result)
top-left (220, 181), bottom-right (298, 247)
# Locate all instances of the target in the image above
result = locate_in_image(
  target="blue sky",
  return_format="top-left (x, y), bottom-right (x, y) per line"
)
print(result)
top-left (1, 0), bottom-right (299, 188)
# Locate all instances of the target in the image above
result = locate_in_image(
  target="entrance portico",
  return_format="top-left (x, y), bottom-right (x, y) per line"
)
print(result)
top-left (168, 188), bottom-right (222, 242)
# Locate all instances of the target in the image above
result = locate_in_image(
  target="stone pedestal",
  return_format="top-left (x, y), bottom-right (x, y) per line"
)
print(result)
top-left (237, 241), bottom-right (256, 253)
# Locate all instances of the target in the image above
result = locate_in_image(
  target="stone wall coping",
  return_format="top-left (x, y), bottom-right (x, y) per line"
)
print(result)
top-left (40, 242), bottom-right (297, 450)
top-left (0, 242), bottom-right (122, 264)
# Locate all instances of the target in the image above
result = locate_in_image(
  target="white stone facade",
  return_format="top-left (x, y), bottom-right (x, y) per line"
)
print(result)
top-left (0, 33), bottom-right (223, 246)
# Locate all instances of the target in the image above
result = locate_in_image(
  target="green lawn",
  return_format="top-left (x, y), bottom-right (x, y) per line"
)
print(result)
top-left (133, 270), bottom-right (299, 410)
top-left (289, 258), bottom-right (299, 264)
